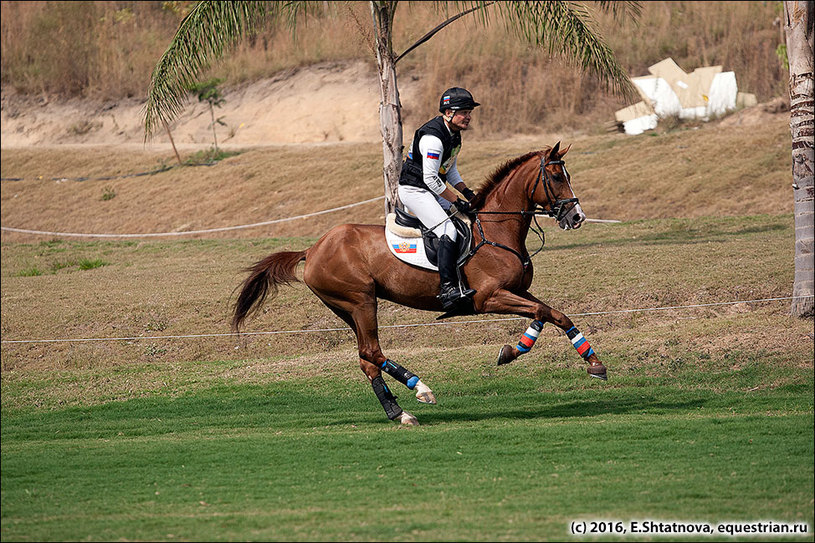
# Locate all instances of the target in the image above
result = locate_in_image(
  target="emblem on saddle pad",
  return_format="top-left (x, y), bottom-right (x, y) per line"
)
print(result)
top-left (385, 211), bottom-right (471, 271)
top-left (392, 241), bottom-right (417, 254)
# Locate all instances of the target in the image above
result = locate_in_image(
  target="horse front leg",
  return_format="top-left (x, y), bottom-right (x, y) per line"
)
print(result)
top-left (481, 289), bottom-right (607, 380)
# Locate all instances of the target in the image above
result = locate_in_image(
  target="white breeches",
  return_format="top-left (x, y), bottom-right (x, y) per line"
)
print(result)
top-left (398, 185), bottom-right (457, 241)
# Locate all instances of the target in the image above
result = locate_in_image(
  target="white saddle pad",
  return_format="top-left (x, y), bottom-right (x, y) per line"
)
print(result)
top-left (384, 212), bottom-right (472, 271)
top-left (385, 214), bottom-right (437, 271)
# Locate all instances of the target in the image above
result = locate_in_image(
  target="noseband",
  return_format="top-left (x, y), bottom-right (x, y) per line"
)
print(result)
top-left (466, 154), bottom-right (580, 269)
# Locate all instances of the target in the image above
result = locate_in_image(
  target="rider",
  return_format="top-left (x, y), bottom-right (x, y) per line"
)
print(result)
top-left (398, 87), bottom-right (480, 311)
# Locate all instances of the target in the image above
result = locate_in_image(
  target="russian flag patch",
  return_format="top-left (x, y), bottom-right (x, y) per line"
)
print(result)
top-left (393, 242), bottom-right (417, 254)
top-left (427, 152), bottom-right (440, 160)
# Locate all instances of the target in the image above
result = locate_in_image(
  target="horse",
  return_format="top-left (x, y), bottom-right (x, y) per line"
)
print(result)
top-left (232, 142), bottom-right (607, 425)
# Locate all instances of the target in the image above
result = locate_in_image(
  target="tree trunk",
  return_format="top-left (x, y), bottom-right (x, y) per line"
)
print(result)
top-left (784, 1), bottom-right (814, 318)
top-left (161, 118), bottom-right (183, 166)
top-left (209, 103), bottom-right (219, 152)
top-left (371, 1), bottom-right (403, 215)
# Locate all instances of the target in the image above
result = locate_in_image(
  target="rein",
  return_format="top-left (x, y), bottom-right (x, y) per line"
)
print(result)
top-left (467, 156), bottom-right (578, 269)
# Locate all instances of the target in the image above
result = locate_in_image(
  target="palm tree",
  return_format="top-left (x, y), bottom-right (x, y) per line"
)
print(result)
top-left (783, 0), bottom-right (814, 318)
top-left (144, 1), bottom-right (639, 214)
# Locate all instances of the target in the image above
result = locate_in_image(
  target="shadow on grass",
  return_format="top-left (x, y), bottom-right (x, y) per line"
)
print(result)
top-left (2, 386), bottom-right (708, 438)
top-left (364, 394), bottom-right (708, 426)
top-left (6, 376), bottom-right (809, 437)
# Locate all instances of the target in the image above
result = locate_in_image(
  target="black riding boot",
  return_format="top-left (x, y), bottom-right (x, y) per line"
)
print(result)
top-left (436, 235), bottom-right (476, 310)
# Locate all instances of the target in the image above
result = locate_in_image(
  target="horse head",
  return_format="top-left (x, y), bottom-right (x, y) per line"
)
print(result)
top-left (533, 142), bottom-right (586, 230)
top-left (470, 143), bottom-right (586, 230)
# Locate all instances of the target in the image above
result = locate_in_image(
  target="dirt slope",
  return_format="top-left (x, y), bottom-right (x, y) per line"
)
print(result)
top-left (1, 61), bottom-right (426, 148)
top-left (1, 59), bottom-right (786, 149)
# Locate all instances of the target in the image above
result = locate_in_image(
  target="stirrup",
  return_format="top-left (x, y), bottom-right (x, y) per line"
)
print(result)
top-left (437, 284), bottom-right (460, 310)
top-left (460, 286), bottom-right (476, 298)
top-left (437, 284), bottom-right (475, 310)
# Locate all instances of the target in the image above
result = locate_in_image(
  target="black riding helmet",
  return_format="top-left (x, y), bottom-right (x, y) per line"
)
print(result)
top-left (439, 87), bottom-right (480, 113)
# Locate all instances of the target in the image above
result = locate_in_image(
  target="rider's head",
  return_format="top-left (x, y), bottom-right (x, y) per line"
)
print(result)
top-left (439, 87), bottom-right (479, 131)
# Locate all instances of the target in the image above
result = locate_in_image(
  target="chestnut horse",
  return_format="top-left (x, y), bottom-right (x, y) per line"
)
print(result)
top-left (232, 143), bottom-right (607, 425)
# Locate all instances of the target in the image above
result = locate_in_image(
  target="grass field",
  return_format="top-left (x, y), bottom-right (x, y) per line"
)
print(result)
top-left (2, 210), bottom-right (813, 541)
top-left (1, 368), bottom-right (812, 541)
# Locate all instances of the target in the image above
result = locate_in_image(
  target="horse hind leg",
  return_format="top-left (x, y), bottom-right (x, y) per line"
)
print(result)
top-left (360, 358), bottom-right (424, 426)
top-left (327, 303), bottom-right (433, 424)
top-left (358, 342), bottom-right (437, 425)
top-left (381, 360), bottom-right (437, 404)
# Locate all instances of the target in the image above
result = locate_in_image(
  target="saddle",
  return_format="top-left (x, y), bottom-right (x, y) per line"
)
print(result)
top-left (385, 208), bottom-right (473, 271)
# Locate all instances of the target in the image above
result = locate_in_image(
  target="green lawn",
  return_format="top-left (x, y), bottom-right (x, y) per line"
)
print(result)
top-left (2, 361), bottom-right (812, 542)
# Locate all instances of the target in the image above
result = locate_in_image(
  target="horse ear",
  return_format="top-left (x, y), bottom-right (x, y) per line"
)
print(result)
top-left (558, 143), bottom-right (572, 158)
top-left (550, 141), bottom-right (560, 158)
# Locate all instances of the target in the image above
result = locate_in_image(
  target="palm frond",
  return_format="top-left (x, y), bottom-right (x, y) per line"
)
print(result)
top-left (143, 1), bottom-right (313, 140)
top-left (496, 1), bottom-right (638, 100)
top-left (594, 0), bottom-right (641, 23)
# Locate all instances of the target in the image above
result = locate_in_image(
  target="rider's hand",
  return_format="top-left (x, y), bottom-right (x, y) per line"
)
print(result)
top-left (459, 186), bottom-right (476, 201)
top-left (453, 198), bottom-right (473, 215)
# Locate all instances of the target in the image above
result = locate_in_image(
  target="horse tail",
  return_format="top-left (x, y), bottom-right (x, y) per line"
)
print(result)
top-left (232, 250), bottom-right (307, 332)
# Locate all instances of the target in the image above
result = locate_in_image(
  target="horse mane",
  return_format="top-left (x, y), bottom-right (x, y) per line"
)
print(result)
top-left (470, 148), bottom-right (549, 209)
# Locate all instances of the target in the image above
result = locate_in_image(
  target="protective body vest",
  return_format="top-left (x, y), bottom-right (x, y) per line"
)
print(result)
top-left (399, 116), bottom-right (461, 190)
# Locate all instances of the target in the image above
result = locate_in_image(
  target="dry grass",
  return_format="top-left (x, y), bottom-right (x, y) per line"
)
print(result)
top-left (0, 113), bottom-right (791, 242)
top-left (1, 1), bottom-right (788, 136)
top-left (1, 213), bottom-right (810, 410)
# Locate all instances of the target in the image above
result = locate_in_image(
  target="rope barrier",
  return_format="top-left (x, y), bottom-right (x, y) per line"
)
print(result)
top-left (1, 198), bottom-right (618, 237)
top-left (0, 196), bottom-right (386, 237)
top-left (1, 295), bottom-right (810, 345)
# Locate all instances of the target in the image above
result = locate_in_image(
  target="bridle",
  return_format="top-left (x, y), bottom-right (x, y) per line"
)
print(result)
top-left (530, 155), bottom-right (579, 223)
top-left (466, 154), bottom-right (580, 269)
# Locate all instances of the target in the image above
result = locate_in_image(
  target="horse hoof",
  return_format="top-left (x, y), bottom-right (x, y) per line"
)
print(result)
top-left (587, 364), bottom-right (608, 381)
top-left (497, 344), bottom-right (515, 365)
top-left (398, 411), bottom-right (419, 426)
top-left (414, 381), bottom-right (437, 404)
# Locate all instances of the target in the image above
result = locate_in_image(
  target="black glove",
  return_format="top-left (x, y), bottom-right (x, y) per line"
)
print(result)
top-left (453, 198), bottom-right (473, 215)
top-left (459, 186), bottom-right (476, 201)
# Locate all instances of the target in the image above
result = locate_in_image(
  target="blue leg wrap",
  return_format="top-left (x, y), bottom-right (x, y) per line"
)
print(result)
top-left (381, 359), bottom-right (419, 390)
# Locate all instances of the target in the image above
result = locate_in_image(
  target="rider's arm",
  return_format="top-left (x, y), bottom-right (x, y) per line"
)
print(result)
top-left (445, 159), bottom-right (475, 201)
top-left (419, 135), bottom-right (458, 203)
top-left (444, 156), bottom-right (463, 187)
top-left (419, 144), bottom-right (472, 202)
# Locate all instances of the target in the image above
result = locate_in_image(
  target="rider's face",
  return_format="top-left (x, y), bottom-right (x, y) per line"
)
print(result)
top-left (445, 109), bottom-right (473, 131)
